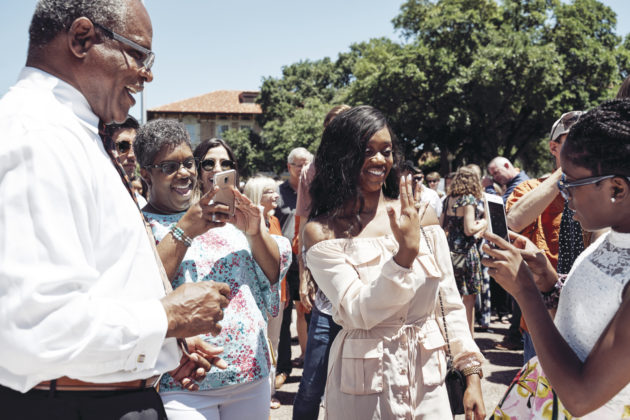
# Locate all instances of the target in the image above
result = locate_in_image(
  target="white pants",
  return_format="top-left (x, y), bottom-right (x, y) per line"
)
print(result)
top-left (267, 307), bottom-right (283, 397)
top-left (161, 378), bottom-right (270, 420)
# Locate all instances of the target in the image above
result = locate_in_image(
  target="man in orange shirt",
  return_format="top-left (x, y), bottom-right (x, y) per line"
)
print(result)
top-left (505, 111), bottom-right (582, 361)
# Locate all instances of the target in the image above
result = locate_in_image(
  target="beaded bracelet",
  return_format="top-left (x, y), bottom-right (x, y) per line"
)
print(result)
top-left (169, 225), bottom-right (193, 247)
top-left (541, 275), bottom-right (567, 309)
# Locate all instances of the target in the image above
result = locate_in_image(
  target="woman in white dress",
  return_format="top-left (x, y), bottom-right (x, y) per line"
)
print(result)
top-left (303, 106), bottom-right (485, 419)
top-left (483, 98), bottom-right (630, 418)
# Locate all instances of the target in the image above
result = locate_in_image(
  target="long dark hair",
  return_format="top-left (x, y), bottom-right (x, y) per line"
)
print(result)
top-left (193, 138), bottom-right (240, 190)
top-left (309, 105), bottom-right (401, 222)
top-left (562, 99), bottom-right (630, 177)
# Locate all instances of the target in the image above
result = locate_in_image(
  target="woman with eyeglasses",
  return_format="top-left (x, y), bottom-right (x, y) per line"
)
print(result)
top-left (134, 121), bottom-right (291, 420)
top-left (483, 99), bottom-right (630, 418)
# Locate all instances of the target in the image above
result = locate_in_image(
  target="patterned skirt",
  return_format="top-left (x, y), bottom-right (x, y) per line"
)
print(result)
top-left (493, 356), bottom-right (630, 419)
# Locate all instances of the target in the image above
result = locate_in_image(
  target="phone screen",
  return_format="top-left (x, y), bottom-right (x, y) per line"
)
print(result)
top-left (487, 200), bottom-right (509, 241)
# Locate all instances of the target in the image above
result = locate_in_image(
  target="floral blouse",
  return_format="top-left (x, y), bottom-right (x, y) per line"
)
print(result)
top-left (143, 211), bottom-right (292, 391)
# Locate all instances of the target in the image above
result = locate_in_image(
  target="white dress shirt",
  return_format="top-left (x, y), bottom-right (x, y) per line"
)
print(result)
top-left (420, 186), bottom-right (443, 217)
top-left (0, 68), bottom-right (180, 393)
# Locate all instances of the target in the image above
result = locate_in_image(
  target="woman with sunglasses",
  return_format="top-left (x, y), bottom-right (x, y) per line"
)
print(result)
top-left (134, 121), bottom-right (291, 420)
top-left (483, 99), bottom-right (630, 418)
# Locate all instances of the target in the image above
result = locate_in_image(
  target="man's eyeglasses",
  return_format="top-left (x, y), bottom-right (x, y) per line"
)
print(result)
top-left (93, 22), bottom-right (155, 71)
top-left (200, 158), bottom-right (235, 172)
top-left (557, 173), bottom-right (629, 200)
top-left (145, 158), bottom-right (197, 175)
top-left (115, 140), bottom-right (132, 154)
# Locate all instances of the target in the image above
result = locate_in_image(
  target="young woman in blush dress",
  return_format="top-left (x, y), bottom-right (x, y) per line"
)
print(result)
top-left (303, 106), bottom-right (485, 419)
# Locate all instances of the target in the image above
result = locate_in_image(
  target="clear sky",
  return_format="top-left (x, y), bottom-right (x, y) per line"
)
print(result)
top-left (1, 0), bottom-right (629, 122)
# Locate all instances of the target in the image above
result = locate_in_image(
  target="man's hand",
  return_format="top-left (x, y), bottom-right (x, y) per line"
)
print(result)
top-left (169, 336), bottom-right (227, 391)
top-left (162, 281), bottom-right (230, 338)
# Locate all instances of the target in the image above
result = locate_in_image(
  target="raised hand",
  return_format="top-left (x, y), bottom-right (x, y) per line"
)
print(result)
top-left (388, 174), bottom-right (420, 268)
top-left (230, 188), bottom-right (265, 236)
top-left (177, 186), bottom-right (231, 239)
top-left (508, 231), bottom-right (558, 292)
top-left (481, 231), bottom-right (537, 299)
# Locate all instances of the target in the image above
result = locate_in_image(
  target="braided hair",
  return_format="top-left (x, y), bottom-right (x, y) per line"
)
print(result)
top-left (309, 106), bottom-right (401, 221)
top-left (562, 98), bottom-right (630, 177)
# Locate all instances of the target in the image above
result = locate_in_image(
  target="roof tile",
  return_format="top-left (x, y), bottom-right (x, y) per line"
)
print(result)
top-left (149, 90), bottom-right (262, 114)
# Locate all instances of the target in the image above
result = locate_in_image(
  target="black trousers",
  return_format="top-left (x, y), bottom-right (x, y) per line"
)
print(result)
top-left (0, 384), bottom-right (167, 420)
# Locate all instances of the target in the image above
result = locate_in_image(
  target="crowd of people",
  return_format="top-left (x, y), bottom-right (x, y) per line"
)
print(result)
top-left (1, 1), bottom-right (630, 420)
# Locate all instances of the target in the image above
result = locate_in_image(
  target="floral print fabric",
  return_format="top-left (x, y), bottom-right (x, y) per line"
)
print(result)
top-left (143, 211), bottom-right (291, 392)
top-left (443, 194), bottom-right (483, 295)
top-left (494, 356), bottom-right (630, 419)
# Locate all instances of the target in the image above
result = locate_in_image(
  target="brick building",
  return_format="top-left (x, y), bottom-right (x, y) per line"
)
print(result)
top-left (147, 90), bottom-right (262, 147)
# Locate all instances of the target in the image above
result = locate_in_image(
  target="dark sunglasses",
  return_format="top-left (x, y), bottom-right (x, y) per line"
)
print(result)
top-left (115, 140), bottom-right (132, 154)
top-left (200, 158), bottom-right (235, 172)
top-left (145, 157), bottom-right (197, 175)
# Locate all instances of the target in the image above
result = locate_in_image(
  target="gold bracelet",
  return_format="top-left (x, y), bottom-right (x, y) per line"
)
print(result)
top-left (461, 365), bottom-right (483, 378)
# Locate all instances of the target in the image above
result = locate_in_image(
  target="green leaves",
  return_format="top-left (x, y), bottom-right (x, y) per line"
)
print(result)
top-left (252, 0), bottom-right (629, 177)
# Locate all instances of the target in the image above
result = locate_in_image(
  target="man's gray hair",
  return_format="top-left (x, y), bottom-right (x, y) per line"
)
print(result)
top-left (134, 119), bottom-right (192, 168)
top-left (287, 147), bottom-right (313, 164)
top-left (28, 0), bottom-right (127, 49)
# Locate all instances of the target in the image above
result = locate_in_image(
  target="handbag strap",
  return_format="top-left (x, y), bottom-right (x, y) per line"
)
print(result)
top-left (420, 225), bottom-right (454, 366)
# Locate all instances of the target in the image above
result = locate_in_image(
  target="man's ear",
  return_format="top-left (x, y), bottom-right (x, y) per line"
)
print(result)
top-left (549, 140), bottom-right (560, 157)
top-left (67, 17), bottom-right (99, 59)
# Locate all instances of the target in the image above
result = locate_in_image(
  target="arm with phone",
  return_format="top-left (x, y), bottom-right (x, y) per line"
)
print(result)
top-left (505, 169), bottom-right (563, 233)
top-left (156, 186), bottom-right (231, 281)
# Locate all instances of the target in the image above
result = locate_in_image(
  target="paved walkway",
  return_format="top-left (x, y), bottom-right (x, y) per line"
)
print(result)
top-left (270, 316), bottom-right (523, 419)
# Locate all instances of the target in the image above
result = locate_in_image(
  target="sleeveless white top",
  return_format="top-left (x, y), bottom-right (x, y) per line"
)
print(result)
top-left (555, 229), bottom-right (630, 407)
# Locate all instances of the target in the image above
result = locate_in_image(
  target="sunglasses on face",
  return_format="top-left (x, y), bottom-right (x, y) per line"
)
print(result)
top-left (145, 157), bottom-right (197, 175)
top-left (115, 140), bottom-right (132, 154)
top-left (200, 158), bottom-right (235, 172)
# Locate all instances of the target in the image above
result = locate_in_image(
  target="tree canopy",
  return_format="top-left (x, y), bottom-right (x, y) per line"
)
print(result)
top-left (251, 0), bottom-right (628, 176)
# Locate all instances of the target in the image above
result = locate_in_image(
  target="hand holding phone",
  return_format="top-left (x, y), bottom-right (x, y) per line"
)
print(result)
top-left (211, 170), bottom-right (236, 218)
top-left (484, 193), bottom-right (509, 243)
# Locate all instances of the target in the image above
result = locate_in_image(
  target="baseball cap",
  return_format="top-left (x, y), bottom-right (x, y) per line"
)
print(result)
top-left (549, 111), bottom-right (584, 142)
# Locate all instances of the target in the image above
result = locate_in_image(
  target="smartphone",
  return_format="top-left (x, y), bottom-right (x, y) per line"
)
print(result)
top-left (484, 193), bottom-right (509, 242)
top-left (211, 169), bottom-right (236, 217)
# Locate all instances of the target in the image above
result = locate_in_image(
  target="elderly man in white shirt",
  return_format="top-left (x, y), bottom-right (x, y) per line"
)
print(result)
top-left (0, 1), bottom-right (231, 418)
